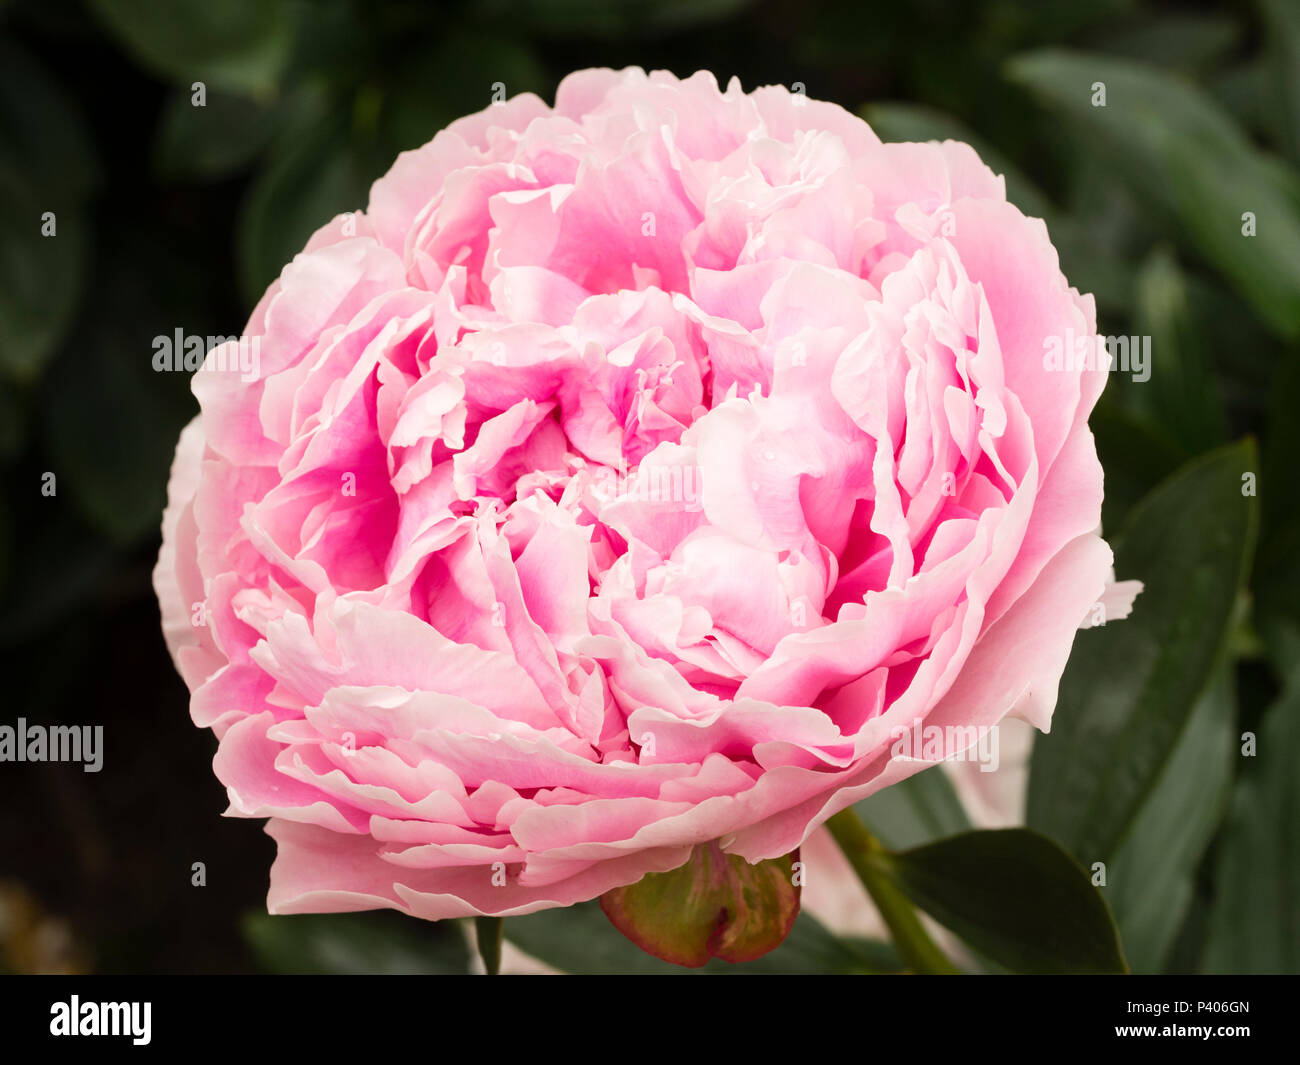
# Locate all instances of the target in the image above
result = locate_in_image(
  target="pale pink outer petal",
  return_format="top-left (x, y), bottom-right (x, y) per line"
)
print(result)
top-left (152, 416), bottom-right (223, 690)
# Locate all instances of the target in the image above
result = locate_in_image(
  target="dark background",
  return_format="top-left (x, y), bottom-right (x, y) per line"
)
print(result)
top-left (1, 0), bottom-right (1296, 974)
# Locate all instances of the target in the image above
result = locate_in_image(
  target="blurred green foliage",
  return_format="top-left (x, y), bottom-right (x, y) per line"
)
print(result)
top-left (0, 0), bottom-right (1296, 974)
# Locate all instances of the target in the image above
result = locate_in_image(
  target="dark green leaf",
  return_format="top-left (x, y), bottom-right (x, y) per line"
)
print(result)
top-left (38, 225), bottom-right (206, 544)
top-left (1261, 0), bottom-right (1300, 164)
top-left (1006, 49), bottom-right (1300, 338)
top-left (474, 915), bottom-right (503, 976)
top-left (0, 40), bottom-right (100, 200)
top-left (882, 828), bottom-right (1127, 974)
top-left (1164, 134), bottom-right (1300, 342)
top-left (473, 0), bottom-right (754, 38)
top-left (0, 173), bottom-right (86, 382)
top-left (1208, 63), bottom-right (1279, 145)
top-left (1255, 353), bottom-right (1300, 663)
top-left (1128, 246), bottom-right (1227, 455)
top-left (976, 0), bottom-right (1133, 47)
top-left (0, 41), bottom-right (96, 381)
top-left (1090, 399), bottom-right (1185, 533)
top-left (243, 911), bottom-right (471, 974)
top-left (1028, 441), bottom-right (1259, 865)
top-left (1086, 13), bottom-right (1239, 74)
top-left (87, 0), bottom-right (297, 99)
top-left (1202, 666), bottom-right (1300, 973)
top-left (153, 88), bottom-right (279, 181)
top-left (854, 764), bottom-right (972, 851)
top-left (1105, 668), bottom-right (1235, 972)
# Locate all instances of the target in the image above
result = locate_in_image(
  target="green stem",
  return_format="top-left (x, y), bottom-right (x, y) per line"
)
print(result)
top-left (826, 808), bottom-right (959, 975)
top-left (474, 916), bottom-right (504, 976)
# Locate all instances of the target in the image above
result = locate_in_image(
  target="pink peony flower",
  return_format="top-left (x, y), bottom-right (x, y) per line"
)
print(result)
top-left (155, 68), bottom-right (1132, 921)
